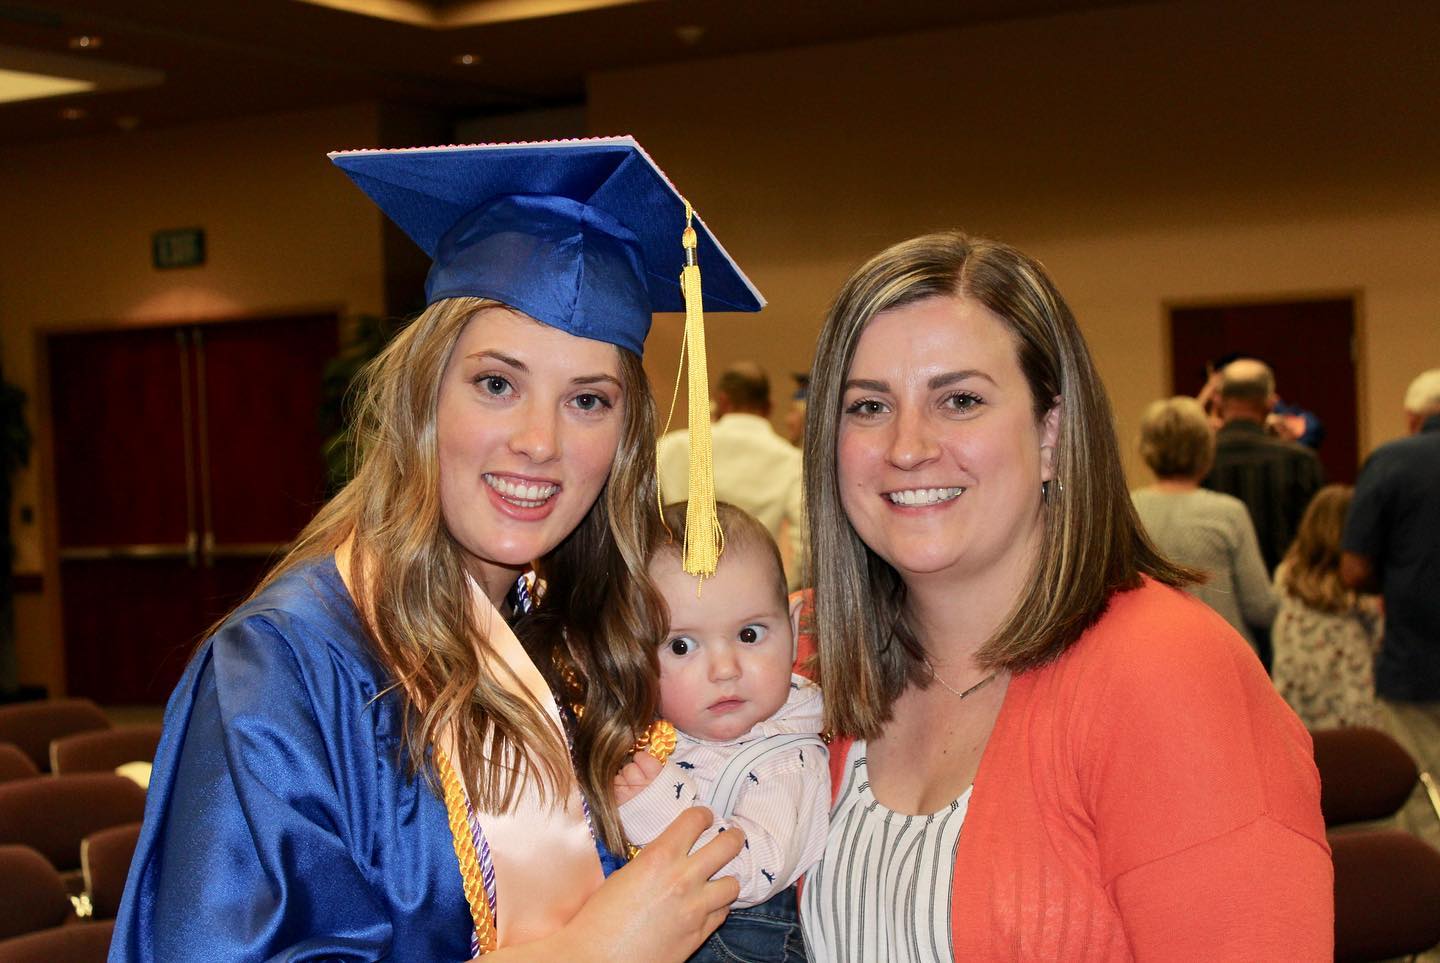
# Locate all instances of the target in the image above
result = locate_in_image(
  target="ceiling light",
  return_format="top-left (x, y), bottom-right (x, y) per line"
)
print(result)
top-left (0, 43), bottom-right (162, 105)
top-left (675, 25), bottom-right (705, 46)
top-left (59, 106), bottom-right (86, 120)
top-left (452, 53), bottom-right (480, 66)
top-left (0, 67), bottom-right (95, 105)
top-left (68, 35), bottom-right (102, 50)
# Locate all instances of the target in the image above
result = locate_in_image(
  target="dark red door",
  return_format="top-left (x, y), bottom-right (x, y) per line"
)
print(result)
top-left (1169, 298), bottom-right (1358, 484)
top-left (49, 315), bottom-right (338, 704)
top-left (191, 319), bottom-right (339, 632)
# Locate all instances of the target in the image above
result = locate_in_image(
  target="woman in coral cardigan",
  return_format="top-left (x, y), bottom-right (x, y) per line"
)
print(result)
top-left (796, 232), bottom-right (1332, 961)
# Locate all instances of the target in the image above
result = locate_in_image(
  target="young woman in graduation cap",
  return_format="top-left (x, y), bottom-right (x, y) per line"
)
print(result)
top-left (111, 138), bottom-right (766, 962)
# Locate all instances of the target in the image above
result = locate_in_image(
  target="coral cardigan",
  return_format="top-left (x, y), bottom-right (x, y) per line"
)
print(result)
top-left (806, 578), bottom-right (1333, 961)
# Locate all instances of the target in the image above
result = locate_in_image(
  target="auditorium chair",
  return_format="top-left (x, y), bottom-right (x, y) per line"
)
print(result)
top-left (0, 774), bottom-right (145, 886)
top-left (81, 822), bottom-right (142, 920)
top-left (0, 743), bottom-right (38, 784)
top-left (0, 845), bottom-right (72, 940)
top-left (0, 920), bottom-right (113, 963)
top-left (0, 699), bottom-right (110, 773)
top-left (1332, 829), bottom-right (1440, 962)
top-left (51, 725), bottom-right (163, 775)
top-left (1311, 726), bottom-right (1421, 826)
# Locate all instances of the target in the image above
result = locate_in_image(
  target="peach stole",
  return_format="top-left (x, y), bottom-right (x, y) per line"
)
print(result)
top-left (463, 579), bottom-right (604, 946)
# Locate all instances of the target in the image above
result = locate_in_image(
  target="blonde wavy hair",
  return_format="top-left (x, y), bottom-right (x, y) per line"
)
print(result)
top-left (253, 297), bottom-right (664, 850)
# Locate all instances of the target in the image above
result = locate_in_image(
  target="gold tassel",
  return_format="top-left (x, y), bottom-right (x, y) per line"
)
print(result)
top-left (676, 201), bottom-right (723, 579)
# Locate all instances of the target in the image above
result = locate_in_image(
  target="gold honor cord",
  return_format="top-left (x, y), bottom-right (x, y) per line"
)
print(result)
top-left (436, 751), bottom-right (499, 954)
top-left (626, 719), bottom-right (679, 859)
top-left (634, 718), bottom-right (678, 763)
top-left (438, 720), bottom-right (677, 950)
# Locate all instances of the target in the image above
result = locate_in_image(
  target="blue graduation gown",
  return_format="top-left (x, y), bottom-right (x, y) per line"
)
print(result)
top-left (109, 558), bottom-right (473, 962)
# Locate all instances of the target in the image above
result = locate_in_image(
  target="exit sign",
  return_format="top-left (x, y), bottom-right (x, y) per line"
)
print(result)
top-left (152, 227), bottom-right (206, 269)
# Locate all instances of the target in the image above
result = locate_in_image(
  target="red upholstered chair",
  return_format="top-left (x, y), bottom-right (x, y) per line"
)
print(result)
top-left (0, 743), bottom-right (39, 784)
top-left (1332, 829), bottom-right (1440, 962)
top-left (0, 700), bottom-right (110, 773)
top-left (0, 845), bottom-right (72, 940)
top-left (0, 919), bottom-right (114, 963)
top-left (51, 725), bottom-right (163, 775)
top-left (1310, 727), bottom-right (1420, 827)
top-left (0, 774), bottom-right (146, 877)
top-left (81, 822), bottom-right (142, 920)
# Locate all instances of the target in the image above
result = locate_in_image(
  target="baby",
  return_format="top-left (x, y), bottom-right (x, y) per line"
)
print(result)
top-left (616, 501), bottom-right (828, 962)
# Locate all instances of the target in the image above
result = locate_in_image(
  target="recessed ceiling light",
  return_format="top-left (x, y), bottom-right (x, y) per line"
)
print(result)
top-left (452, 53), bottom-right (480, 66)
top-left (59, 106), bottom-right (86, 120)
top-left (0, 67), bottom-right (95, 104)
top-left (68, 35), bottom-right (102, 50)
top-left (0, 44), bottom-right (160, 105)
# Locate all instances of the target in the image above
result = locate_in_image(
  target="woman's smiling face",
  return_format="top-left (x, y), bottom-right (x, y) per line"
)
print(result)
top-left (436, 305), bottom-right (625, 598)
top-left (836, 294), bottom-right (1058, 592)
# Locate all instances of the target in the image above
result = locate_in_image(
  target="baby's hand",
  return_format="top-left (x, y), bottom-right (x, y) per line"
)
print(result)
top-left (614, 750), bottom-right (665, 806)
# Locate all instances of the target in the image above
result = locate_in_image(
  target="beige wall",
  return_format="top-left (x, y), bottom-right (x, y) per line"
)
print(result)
top-left (0, 102), bottom-right (387, 693)
top-left (3, 0), bottom-right (1438, 693)
top-left (590, 0), bottom-right (1440, 474)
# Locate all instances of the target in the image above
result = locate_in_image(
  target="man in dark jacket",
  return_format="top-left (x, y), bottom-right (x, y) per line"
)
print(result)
top-left (1341, 369), bottom-right (1440, 703)
top-left (1204, 358), bottom-right (1325, 574)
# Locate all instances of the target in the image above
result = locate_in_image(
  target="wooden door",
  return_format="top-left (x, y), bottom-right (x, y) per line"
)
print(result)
top-left (51, 328), bottom-right (200, 703)
top-left (191, 318), bottom-right (339, 630)
top-left (49, 315), bottom-right (338, 704)
top-left (1169, 298), bottom-right (1358, 484)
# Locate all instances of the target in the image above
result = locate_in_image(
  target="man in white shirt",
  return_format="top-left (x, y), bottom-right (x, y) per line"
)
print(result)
top-left (658, 362), bottom-right (807, 588)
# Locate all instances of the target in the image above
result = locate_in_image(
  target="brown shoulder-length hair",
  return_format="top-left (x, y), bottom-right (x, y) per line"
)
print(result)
top-left (250, 297), bottom-right (664, 851)
top-left (804, 232), bottom-right (1193, 739)
top-left (1277, 484), bottom-right (1356, 615)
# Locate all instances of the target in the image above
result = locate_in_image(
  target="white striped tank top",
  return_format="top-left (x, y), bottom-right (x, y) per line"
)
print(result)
top-left (800, 740), bottom-right (969, 963)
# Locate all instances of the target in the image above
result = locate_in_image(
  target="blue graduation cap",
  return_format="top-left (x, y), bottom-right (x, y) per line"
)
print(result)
top-left (330, 135), bottom-right (752, 578)
top-left (327, 136), bottom-right (764, 357)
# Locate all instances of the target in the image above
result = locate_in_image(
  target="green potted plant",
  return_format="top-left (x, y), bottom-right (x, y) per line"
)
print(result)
top-left (320, 314), bottom-right (402, 493)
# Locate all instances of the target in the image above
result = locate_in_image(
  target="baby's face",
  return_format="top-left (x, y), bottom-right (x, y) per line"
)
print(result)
top-left (649, 543), bottom-right (796, 743)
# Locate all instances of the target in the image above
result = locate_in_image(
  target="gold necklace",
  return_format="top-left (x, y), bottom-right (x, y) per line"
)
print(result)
top-left (924, 658), bottom-right (998, 700)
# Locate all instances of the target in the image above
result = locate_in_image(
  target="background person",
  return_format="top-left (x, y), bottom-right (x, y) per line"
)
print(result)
top-left (658, 362), bottom-right (807, 588)
top-left (1273, 485), bottom-right (1383, 729)
top-left (1202, 357), bottom-right (1325, 572)
top-left (1341, 369), bottom-right (1440, 763)
top-left (1196, 353), bottom-right (1326, 450)
top-left (1131, 395), bottom-right (1276, 659)
top-left (797, 231), bottom-right (1330, 961)
top-left (111, 139), bottom-right (756, 962)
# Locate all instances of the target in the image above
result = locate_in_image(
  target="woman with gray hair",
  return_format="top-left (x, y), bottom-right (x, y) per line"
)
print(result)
top-left (1131, 395), bottom-right (1277, 656)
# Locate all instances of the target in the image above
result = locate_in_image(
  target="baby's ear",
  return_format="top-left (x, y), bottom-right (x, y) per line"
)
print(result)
top-left (788, 594), bottom-right (805, 662)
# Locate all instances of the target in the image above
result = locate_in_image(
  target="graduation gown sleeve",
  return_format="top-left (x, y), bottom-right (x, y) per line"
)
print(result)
top-left (109, 561), bottom-right (472, 963)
